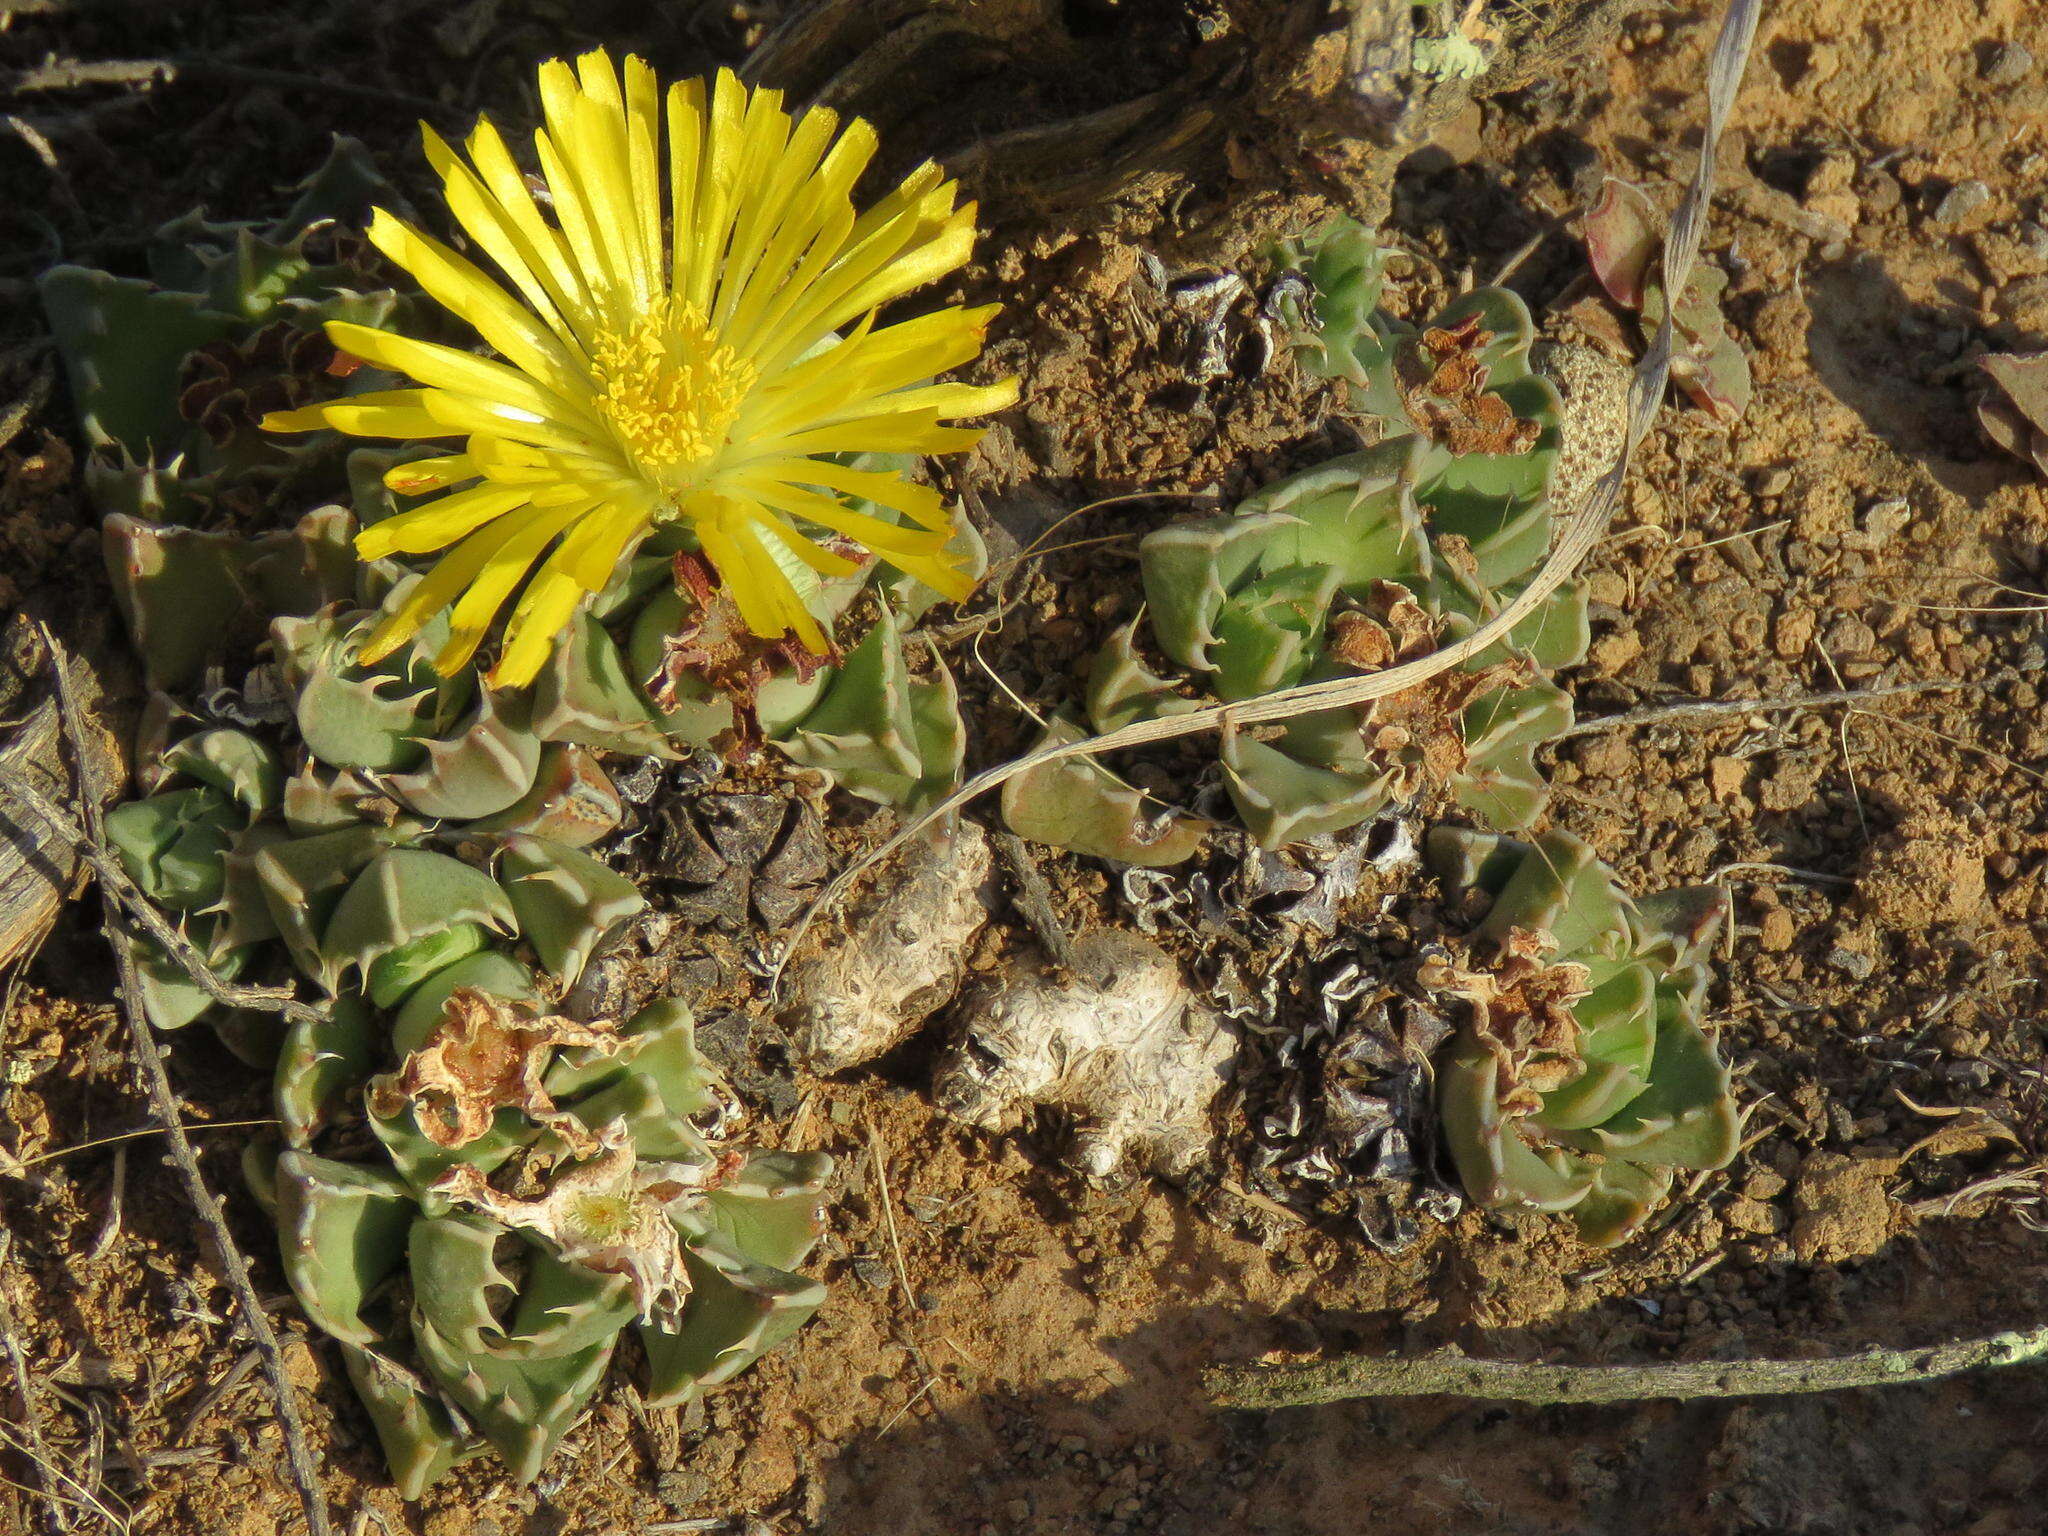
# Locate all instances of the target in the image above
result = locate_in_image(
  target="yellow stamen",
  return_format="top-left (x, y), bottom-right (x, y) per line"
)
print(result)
top-left (590, 295), bottom-right (755, 490)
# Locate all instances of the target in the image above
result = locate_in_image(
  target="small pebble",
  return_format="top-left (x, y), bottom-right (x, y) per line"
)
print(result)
top-left (1982, 40), bottom-right (2034, 86)
top-left (1827, 945), bottom-right (1875, 980)
top-left (1931, 180), bottom-right (1992, 227)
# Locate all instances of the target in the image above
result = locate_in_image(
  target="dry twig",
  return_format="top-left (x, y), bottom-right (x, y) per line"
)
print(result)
top-left (1552, 676), bottom-right (1983, 741)
top-left (37, 629), bottom-right (335, 1536)
top-left (1207, 1324), bottom-right (2048, 1410)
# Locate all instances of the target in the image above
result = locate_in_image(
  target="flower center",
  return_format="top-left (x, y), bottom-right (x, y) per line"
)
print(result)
top-left (591, 298), bottom-right (756, 491)
top-left (565, 1189), bottom-right (638, 1244)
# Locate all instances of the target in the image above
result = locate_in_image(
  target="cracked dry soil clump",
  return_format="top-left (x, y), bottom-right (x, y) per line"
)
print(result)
top-left (8, 1), bottom-right (2048, 1535)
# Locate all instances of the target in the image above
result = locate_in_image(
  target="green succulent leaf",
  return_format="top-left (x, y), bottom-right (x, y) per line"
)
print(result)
top-left (531, 609), bottom-right (686, 759)
top-left (321, 847), bottom-right (518, 996)
top-left (277, 990), bottom-right (379, 1145)
top-left (1568, 1159), bottom-right (1676, 1248)
top-left (251, 822), bottom-right (393, 989)
top-left (369, 1100), bottom-right (531, 1210)
top-left (1221, 732), bottom-right (1394, 850)
top-left (1138, 512), bottom-right (1292, 675)
top-left (106, 788), bottom-right (238, 912)
top-left (412, 1314), bottom-right (614, 1486)
top-left (1431, 829), bottom-right (1740, 1246)
top-left (1454, 681), bottom-right (1574, 832)
top-left (999, 714), bottom-right (1208, 867)
top-left (274, 597), bottom-right (471, 774)
top-left (390, 950), bottom-right (541, 1058)
top-left (694, 1151), bottom-right (833, 1272)
top-left (159, 730), bottom-right (284, 820)
top-left (338, 1344), bottom-right (477, 1501)
top-left (102, 515), bottom-right (248, 689)
top-left (383, 690), bottom-right (543, 822)
top-left (1237, 442), bottom-right (1429, 594)
top-left (640, 1237), bottom-right (828, 1409)
top-left (779, 609), bottom-right (965, 812)
top-left (495, 835), bottom-right (644, 987)
top-left (39, 264), bottom-right (241, 454)
top-left (1085, 622), bottom-right (1199, 734)
top-left (1437, 1041), bottom-right (1598, 1212)
top-left (409, 1211), bottom-right (520, 1358)
top-left (132, 930), bottom-right (251, 1032)
top-left (465, 742), bottom-right (623, 848)
top-left (1553, 992), bottom-right (1741, 1170)
top-left (365, 921), bottom-right (492, 1010)
top-left (274, 1151), bottom-right (415, 1346)
top-left (544, 998), bottom-right (726, 1128)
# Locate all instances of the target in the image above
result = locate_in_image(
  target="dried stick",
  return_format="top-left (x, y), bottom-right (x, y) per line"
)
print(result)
top-left (7, 57), bottom-right (453, 118)
top-left (1206, 1324), bottom-right (2048, 1410)
top-left (989, 831), bottom-right (1078, 970)
top-left (39, 634), bottom-right (335, 1536)
top-left (0, 761), bottom-right (320, 1029)
top-left (0, 1233), bottom-right (67, 1535)
top-left (774, 0), bottom-right (1764, 995)
top-left (1552, 677), bottom-right (1982, 741)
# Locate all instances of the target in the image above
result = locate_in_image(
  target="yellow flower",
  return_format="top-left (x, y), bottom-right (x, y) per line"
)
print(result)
top-left (264, 49), bottom-right (1016, 688)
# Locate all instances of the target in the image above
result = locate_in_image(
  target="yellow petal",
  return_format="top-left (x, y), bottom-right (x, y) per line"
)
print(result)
top-left (665, 76), bottom-right (707, 298)
top-left (362, 499), bottom-right (587, 668)
top-left (424, 122), bottom-right (583, 348)
top-left (435, 497), bottom-right (598, 672)
top-left (719, 115), bottom-right (875, 350)
top-left (564, 63), bottom-right (651, 308)
top-left (448, 118), bottom-right (598, 343)
top-left (264, 388), bottom-right (451, 440)
top-left (694, 504), bottom-right (826, 652)
top-left (737, 455), bottom-right (952, 531)
top-left (489, 568), bottom-right (589, 689)
top-left (366, 208), bottom-right (589, 389)
top-left (622, 55), bottom-right (664, 289)
top-left (749, 183), bottom-right (968, 372)
top-left (383, 453), bottom-right (478, 495)
top-left (745, 408), bottom-right (984, 461)
top-left (325, 322), bottom-right (602, 435)
top-left (739, 479), bottom-right (956, 561)
top-left (355, 482), bottom-right (537, 559)
top-left (535, 135), bottom-right (623, 326)
top-left (546, 496), bottom-right (655, 592)
top-left (741, 315), bottom-right (1009, 442)
top-left (415, 390), bottom-right (605, 459)
top-left (753, 516), bottom-right (865, 577)
top-left (712, 100), bottom-right (837, 332)
top-left (679, 68), bottom-right (755, 315)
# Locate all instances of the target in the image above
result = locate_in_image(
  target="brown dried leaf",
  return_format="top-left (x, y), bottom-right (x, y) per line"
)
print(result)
top-left (1977, 351), bottom-right (2048, 478)
top-left (1583, 177), bottom-right (1660, 310)
top-left (366, 988), bottom-right (622, 1150)
top-left (1419, 928), bottom-right (1590, 1115)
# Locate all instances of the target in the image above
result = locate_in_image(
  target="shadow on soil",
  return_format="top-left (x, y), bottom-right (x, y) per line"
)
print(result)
top-left (815, 1265), bottom-right (2048, 1536)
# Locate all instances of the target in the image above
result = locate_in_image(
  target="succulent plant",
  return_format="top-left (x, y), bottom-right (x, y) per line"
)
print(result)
top-left (1424, 825), bottom-right (1740, 1246)
top-left (1003, 218), bottom-right (1586, 863)
top-left (39, 137), bottom-right (410, 535)
top-left (104, 506), bottom-right (638, 1068)
top-left (251, 989), bottom-right (831, 1495)
top-left (931, 929), bottom-right (1229, 1183)
top-left (103, 512), bottom-right (833, 1494)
